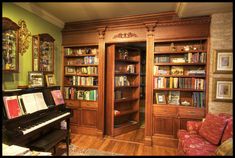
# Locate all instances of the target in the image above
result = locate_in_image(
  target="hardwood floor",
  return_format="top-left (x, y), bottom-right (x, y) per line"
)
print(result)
top-left (56, 128), bottom-right (177, 156)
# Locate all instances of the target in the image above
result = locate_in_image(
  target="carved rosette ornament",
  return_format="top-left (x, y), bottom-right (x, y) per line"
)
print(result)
top-left (18, 19), bottom-right (31, 56)
top-left (98, 27), bottom-right (106, 39)
top-left (145, 22), bottom-right (157, 37)
top-left (113, 32), bottom-right (138, 39)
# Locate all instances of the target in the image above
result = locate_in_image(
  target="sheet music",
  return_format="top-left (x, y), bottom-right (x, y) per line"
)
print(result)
top-left (21, 94), bottom-right (38, 114)
top-left (33, 92), bottom-right (48, 110)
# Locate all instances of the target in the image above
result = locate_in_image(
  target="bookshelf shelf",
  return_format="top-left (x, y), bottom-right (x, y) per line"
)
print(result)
top-left (114, 97), bottom-right (139, 103)
top-left (64, 85), bottom-right (98, 88)
top-left (115, 85), bottom-right (139, 89)
top-left (115, 72), bottom-right (139, 76)
top-left (64, 54), bottom-right (96, 57)
top-left (154, 50), bottom-right (207, 54)
top-left (62, 45), bottom-right (100, 135)
top-left (65, 64), bottom-right (98, 67)
top-left (155, 63), bottom-right (206, 66)
top-left (154, 88), bottom-right (204, 92)
top-left (115, 59), bottom-right (139, 64)
top-left (154, 75), bottom-right (206, 78)
top-left (106, 44), bottom-right (140, 136)
top-left (114, 109), bottom-right (138, 117)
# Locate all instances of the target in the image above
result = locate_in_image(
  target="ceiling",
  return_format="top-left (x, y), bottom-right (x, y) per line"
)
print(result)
top-left (14, 2), bottom-right (233, 28)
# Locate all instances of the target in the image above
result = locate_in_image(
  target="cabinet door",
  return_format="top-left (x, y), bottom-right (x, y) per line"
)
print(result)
top-left (153, 116), bottom-right (177, 137)
top-left (81, 109), bottom-right (97, 127)
top-left (70, 109), bottom-right (81, 125)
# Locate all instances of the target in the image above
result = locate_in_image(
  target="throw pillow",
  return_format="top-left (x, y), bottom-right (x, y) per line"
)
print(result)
top-left (199, 113), bottom-right (227, 145)
top-left (221, 117), bottom-right (233, 143)
top-left (215, 138), bottom-right (233, 156)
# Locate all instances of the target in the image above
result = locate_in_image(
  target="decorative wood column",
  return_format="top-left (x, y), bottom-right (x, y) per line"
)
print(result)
top-left (144, 22), bottom-right (156, 146)
top-left (97, 27), bottom-right (106, 138)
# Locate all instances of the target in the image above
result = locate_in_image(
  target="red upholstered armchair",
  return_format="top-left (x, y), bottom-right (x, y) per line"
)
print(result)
top-left (177, 113), bottom-right (233, 156)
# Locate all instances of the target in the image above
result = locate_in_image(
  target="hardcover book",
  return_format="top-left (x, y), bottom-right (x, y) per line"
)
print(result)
top-left (3, 96), bottom-right (22, 119)
top-left (51, 90), bottom-right (65, 106)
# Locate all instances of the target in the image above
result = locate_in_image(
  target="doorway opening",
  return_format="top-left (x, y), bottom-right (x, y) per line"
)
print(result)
top-left (104, 42), bottom-right (146, 144)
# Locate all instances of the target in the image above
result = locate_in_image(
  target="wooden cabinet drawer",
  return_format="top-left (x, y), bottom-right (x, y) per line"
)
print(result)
top-left (178, 107), bottom-right (205, 118)
top-left (81, 101), bottom-right (98, 108)
top-left (153, 105), bottom-right (177, 117)
top-left (65, 100), bottom-right (80, 109)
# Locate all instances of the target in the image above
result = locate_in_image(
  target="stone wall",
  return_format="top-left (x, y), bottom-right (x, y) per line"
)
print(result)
top-left (208, 12), bottom-right (233, 114)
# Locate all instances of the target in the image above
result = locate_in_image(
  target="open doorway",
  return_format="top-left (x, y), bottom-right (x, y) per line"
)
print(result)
top-left (104, 42), bottom-right (146, 143)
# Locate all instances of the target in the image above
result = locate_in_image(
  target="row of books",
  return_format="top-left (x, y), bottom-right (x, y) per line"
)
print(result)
top-left (70, 76), bottom-right (98, 86)
top-left (64, 87), bottom-right (97, 101)
top-left (154, 77), bottom-right (205, 90)
top-left (185, 52), bottom-right (206, 63)
top-left (154, 53), bottom-right (206, 64)
top-left (64, 48), bottom-right (98, 56)
top-left (154, 66), bottom-right (205, 76)
top-left (3, 90), bottom-right (64, 119)
top-left (192, 92), bottom-right (205, 108)
top-left (114, 76), bottom-right (130, 87)
top-left (77, 67), bottom-right (98, 75)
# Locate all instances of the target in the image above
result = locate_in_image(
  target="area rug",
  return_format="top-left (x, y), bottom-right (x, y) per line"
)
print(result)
top-left (62, 144), bottom-right (123, 156)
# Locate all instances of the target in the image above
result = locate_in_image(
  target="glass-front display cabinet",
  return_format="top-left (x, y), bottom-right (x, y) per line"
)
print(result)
top-left (2, 17), bottom-right (20, 72)
top-left (32, 33), bottom-right (55, 73)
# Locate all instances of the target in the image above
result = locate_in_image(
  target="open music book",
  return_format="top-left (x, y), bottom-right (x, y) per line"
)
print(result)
top-left (19, 92), bottom-right (48, 114)
top-left (3, 96), bottom-right (22, 119)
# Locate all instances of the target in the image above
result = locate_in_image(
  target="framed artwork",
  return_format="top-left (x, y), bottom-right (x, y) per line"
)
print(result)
top-left (214, 49), bottom-right (233, 74)
top-left (213, 78), bottom-right (233, 102)
top-left (28, 72), bottom-right (44, 88)
top-left (155, 93), bottom-right (166, 104)
top-left (45, 74), bottom-right (56, 87)
top-left (168, 91), bottom-right (180, 105)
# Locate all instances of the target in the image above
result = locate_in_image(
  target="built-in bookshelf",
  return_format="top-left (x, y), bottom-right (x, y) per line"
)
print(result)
top-left (106, 44), bottom-right (140, 136)
top-left (62, 45), bottom-right (99, 135)
top-left (153, 40), bottom-right (207, 108)
top-left (152, 39), bottom-right (208, 142)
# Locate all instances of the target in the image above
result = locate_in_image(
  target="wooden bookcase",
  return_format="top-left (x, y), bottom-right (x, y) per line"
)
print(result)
top-left (62, 45), bottom-right (100, 136)
top-left (152, 39), bottom-right (208, 147)
top-left (106, 44), bottom-right (140, 136)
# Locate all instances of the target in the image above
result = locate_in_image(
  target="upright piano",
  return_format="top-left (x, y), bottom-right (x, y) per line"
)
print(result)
top-left (2, 86), bottom-right (72, 155)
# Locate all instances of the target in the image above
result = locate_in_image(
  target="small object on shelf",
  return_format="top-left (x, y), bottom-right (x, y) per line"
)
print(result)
top-left (184, 45), bottom-right (191, 52)
top-left (181, 100), bottom-right (191, 106)
top-left (170, 42), bottom-right (176, 52)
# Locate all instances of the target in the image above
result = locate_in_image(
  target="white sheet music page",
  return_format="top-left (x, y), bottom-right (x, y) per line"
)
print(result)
top-left (33, 92), bottom-right (48, 110)
top-left (20, 93), bottom-right (38, 114)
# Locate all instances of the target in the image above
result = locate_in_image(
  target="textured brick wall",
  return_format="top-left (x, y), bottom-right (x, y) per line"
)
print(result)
top-left (208, 12), bottom-right (233, 114)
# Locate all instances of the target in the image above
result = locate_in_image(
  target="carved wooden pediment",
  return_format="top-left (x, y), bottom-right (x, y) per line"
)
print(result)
top-left (113, 32), bottom-right (138, 39)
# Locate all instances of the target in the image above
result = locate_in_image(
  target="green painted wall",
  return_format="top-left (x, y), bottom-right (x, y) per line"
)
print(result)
top-left (2, 3), bottom-right (62, 89)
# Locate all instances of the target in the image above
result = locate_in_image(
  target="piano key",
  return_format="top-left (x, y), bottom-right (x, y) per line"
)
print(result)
top-left (21, 112), bottom-right (70, 135)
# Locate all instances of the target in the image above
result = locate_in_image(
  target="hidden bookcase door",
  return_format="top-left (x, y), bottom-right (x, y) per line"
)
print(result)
top-left (152, 39), bottom-right (208, 147)
top-left (62, 45), bottom-right (101, 136)
top-left (106, 44), bottom-right (141, 136)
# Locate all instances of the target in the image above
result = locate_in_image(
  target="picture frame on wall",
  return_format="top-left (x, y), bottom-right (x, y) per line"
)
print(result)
top-left (213, 78), bottom-right (233, 102)
top-left (214, 49), bottom-right (233, 74)
top-left (45, 74), bottom-right (56, 87)
top-left (28, 72), bottom-right (44, 88)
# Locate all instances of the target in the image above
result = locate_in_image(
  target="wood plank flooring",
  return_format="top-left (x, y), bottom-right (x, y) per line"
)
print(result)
top-left (56, 128), bottom-right (177, 156)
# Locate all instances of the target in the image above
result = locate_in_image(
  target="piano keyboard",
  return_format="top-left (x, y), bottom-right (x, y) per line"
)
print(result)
top-left (21, 112), bottom-right (71, 135)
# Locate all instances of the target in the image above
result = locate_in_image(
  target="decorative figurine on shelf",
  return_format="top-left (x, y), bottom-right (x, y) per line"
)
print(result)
top-left (118, 48), bottom-right (129, 60)
top-left (170, 42), bottom-right (176, 52)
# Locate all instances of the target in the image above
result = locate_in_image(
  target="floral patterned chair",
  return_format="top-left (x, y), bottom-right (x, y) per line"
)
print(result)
top-left (177, 113), bottom-right (233, 156)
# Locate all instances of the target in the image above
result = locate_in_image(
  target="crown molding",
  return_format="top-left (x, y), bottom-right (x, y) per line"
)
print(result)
top-left (14, 2), bottom-right (64, 29)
